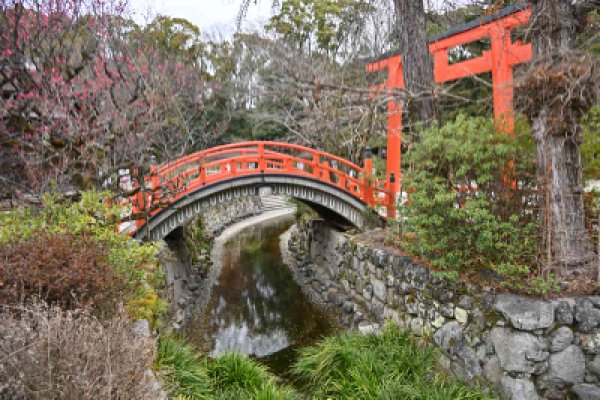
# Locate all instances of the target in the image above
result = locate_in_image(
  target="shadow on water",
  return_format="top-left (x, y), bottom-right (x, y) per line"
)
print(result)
top-left (186, 217), bottom-right (339, 378)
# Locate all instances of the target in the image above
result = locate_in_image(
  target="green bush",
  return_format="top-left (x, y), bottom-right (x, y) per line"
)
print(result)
top-left (398, 114), bottom-right (556, 293)
top-left (582, 103), bottom-right (599, 181)
top-left (292, 325), bottom-right (493, 399)
top-left (400, 175), bottom-right (536, 286)
top-left (184, 216), bottom-right (212, 265)
top-left (0, 191), bottom-right (163, 320)
top-left (290, 198), bottom-right (318, 223)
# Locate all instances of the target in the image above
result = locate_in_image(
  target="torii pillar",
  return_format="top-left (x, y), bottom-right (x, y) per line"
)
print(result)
top-left (367, 5), bottom-right (532, 208)
top-left (366, 54), bottom-right (404, 199)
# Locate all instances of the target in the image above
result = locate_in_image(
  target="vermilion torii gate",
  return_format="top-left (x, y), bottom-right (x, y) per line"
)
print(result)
top-left (367, 4), bottom-right (532, 205)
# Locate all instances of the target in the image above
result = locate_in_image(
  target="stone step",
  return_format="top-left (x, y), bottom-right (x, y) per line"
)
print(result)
top-left (259, 195), bottom-right (291, 211)
top-left (261, 201), bottom-right (289, 208)
top-left (260, 195), bottom-right (288, 203)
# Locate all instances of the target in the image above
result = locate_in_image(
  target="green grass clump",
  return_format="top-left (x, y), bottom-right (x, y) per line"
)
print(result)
top-left (208, 353), bottom-right (300, 400)
top-left (156, 336), bottom-right (299, 400)
top-left (155, 336), bottom-right (213, 399)
top-left (292, 326), bottom-right (494, 400)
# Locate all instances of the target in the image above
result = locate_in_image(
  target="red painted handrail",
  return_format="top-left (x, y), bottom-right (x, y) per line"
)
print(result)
top-left (123, 141), bottom-right (392, 233)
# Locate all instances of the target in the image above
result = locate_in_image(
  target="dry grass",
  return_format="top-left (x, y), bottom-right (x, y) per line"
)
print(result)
top-left (0, 301), bottom-right (156, 400)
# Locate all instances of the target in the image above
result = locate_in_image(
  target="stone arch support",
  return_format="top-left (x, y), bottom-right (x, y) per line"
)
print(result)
top-left (134, 174), bottom-right (374, 241)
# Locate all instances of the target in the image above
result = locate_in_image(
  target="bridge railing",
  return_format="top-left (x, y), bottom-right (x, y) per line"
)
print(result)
top-left (124, 141), bottom-right (394, 232)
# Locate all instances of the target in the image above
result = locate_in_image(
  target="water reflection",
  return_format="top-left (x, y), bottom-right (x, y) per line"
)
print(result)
top-left (188, 218), bottom-right (336, 374)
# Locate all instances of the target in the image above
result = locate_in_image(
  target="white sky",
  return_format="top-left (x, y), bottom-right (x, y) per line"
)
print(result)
top-left (126, 0), bottom-right (478, 42)
top-left (128, 0), bottom-right (274, 40)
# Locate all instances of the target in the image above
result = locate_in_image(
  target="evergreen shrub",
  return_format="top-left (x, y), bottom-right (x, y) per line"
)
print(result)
top-left (398, 114), bottom-right (554, 293)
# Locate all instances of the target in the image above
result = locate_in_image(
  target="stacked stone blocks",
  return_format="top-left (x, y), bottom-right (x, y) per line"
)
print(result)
top-left (288, 220), bottom-right (600, 400)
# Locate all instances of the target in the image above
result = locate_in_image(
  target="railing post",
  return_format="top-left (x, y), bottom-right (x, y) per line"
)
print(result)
top-left (132, 178), bottom-right (142, 219)
top-left (322, 161), bottom-right (331, 183)
top-left (313, 152), bottom-right (320, 178)
top-left (258, 143), bottom-right (266, 172)
top-left (283, 157), bottom-right (292, 172)
top-left (147, 165), bottom-right (160, 216)
top-left (149, 165), bottom-right (159, 191)
top-left (363, 146), bottom-right (375, 207)
top-left (199, 161), bottom-right (206, 185)
top-left (229, 159), bottom-right (237, 176)
top-left (387, 172), bottom-right (396, 219)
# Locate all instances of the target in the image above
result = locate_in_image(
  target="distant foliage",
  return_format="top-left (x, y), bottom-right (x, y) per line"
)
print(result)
top-left (292, 324), bottom-right (493, 399)
top-left (266, 0), bottom-right (373, 56)
top-left (582, 104), bottom-right (600, 181)
top-left (0, 302), bottom-right (155, 400)
top-left (397, 115), bottom-right (554, 293)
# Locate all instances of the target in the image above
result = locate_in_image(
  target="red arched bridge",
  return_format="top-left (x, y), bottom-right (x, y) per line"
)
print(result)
top-left (120, 141), bottom-right (394, 240)
top-left (120, 6), bottom-right (532, 239)
top-left (117, 5), bottom-right (533, 241)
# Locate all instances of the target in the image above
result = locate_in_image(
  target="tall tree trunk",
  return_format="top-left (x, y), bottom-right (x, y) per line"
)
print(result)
top-left (393, 0), bottom-right (437, 131)
top-left (523, 0), bottom-right (597, 272)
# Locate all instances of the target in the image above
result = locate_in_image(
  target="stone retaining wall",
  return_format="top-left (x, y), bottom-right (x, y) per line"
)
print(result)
top-left (287, 219), bottom-right (600, 400)
top-left (201, 195), bottom-right (263, 237)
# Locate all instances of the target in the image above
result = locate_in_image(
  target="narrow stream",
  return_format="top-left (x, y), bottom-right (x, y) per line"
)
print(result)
top-left (186, 217), bottom-right (338, 376)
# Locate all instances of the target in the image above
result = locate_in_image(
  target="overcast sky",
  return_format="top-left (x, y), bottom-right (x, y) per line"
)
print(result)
top-left (126, 0), bottom-right (475, 41)
top-left (128, 0), bottom-right (274, 40)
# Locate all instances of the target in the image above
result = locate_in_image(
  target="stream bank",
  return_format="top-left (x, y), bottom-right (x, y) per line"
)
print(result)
top-left (159, 195), bottom-right (291, 332)
top-left (285, 218), bottom-right (600, 400)
top-left (152, 199), bottom-right (504, 399)
top-left (158, 195), bottom-right (341, 376)
top-left (185, 214), bottom-right (340, 376)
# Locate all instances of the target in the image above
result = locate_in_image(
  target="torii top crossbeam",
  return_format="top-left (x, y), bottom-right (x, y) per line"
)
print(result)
top-left (366, 4), bottom-right (532, 209)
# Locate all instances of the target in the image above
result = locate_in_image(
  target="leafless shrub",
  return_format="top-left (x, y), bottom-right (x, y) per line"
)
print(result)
top-left (0, 301), bottom-right (155, 400)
